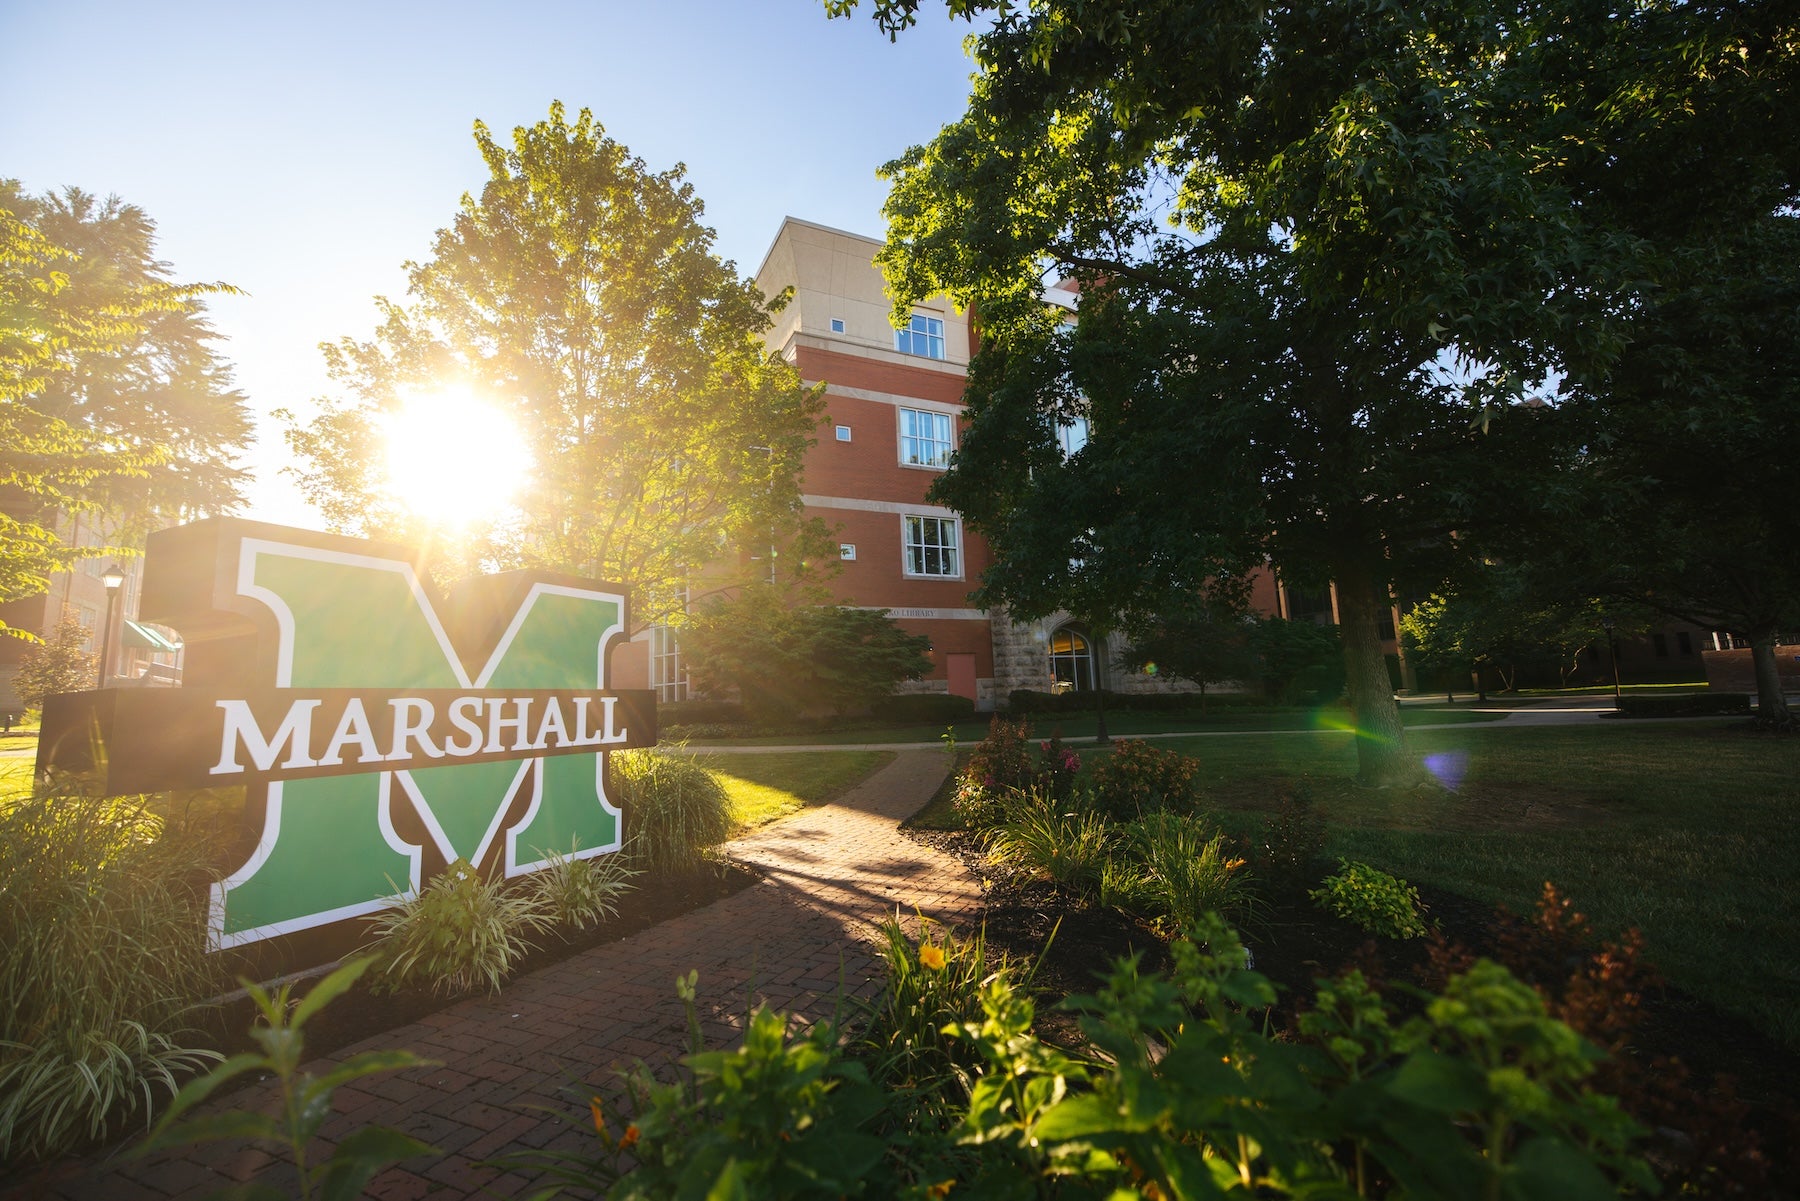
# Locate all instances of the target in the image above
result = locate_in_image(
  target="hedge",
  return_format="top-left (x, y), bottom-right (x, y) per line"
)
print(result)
top-left (1611, 692), bottom-right (1751, 718)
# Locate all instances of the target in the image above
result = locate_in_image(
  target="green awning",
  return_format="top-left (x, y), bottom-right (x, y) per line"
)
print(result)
top-left (121, 619), bottom-right (181, 653)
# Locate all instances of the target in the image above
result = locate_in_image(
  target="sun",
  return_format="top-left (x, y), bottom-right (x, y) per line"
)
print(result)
top-left (377, 386), bottom-right (533, 528)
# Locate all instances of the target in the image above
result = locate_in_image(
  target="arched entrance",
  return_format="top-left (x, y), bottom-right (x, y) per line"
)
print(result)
top-left (1048, 625), bottom-right (1096, 692)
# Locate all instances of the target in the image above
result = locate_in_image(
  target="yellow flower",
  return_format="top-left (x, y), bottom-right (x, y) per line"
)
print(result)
top-left (919, 943), bottom-right (947, 971)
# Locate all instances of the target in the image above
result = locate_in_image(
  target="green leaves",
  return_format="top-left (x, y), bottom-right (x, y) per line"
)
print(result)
top-left (135, 959), bottom-right (435, 1201)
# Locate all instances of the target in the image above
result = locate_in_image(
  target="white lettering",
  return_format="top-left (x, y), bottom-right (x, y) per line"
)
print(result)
top-left (212, 699), bottom-right (321, 775)
top-left (445, 695), bottom-right (484, 756)
top-left (532, 696), bottom-right (570, 748)
top-left (601, 695), bottom-right (627, 744)
top-left (317, 699), bottom-right (381, 767)
top-left (385, 698), bottom-right (442, 762)
top-left (484, 697), bottom-right (535, 753)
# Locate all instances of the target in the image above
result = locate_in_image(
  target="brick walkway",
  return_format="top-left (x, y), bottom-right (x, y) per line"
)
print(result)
top-left (22, 749), bottom-right (972, 1200)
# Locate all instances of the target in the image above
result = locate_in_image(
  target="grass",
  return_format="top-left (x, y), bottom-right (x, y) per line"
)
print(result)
top-left (0, 757), bottom-right (32, 796)
top-left (1150, 721), bottom-right (1800, 1050)
top-left (697, 751), bottom-right (895, 830)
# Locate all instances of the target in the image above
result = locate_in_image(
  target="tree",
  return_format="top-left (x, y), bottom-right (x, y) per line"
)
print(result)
top-left (11, 610), bottom-right (96, 710)
top-left (681, 589), bottom-right (932, 721)
top-left (1121, 595), bottom-right (1258, 711)
top-left (837, 0), bottom-right (1800, 779)
top-left (2, 185), bottom-right (243, 631)
top-left (287, 104), bottom-right (832, 624)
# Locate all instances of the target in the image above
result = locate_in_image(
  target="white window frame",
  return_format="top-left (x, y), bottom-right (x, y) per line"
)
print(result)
top-left (1056, 415), bottom-right (1089, 458)
top-left (835, 424), bottom-right (853, 442)
top-left (895, 313), bottom-right (946, 359)
top-left (649, 624), bottom-right (688, 703)
top-left (902, 514), bottom-right (962, 579)
top-left (840, 543), bottom-right (857, 561)
top-left (830, 317), bottom-right (845, 333)
top-left (898, 407), bottom-right (954, 469)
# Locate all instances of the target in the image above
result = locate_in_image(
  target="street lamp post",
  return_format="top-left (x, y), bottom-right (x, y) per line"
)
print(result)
top-left (1601, 616), bottom-right (1621, 706)
top-left (98, 562), bottom-right (127, 688)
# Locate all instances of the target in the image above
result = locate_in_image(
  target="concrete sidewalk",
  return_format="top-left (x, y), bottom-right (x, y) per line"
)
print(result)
top-left (22, 749), bottom-right (970, 1201)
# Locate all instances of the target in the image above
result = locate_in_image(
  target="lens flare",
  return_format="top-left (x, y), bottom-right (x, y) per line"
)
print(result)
top-left (378, 386), bottom-right (532, 528)
top-left (1422, 751), bottom-right (1469, 790)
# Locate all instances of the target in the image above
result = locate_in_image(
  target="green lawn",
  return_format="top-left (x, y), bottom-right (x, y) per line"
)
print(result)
top-left (922, 720), bottom-right (1800, 1051)
top-left (0, 755), bottom-right (33, 796)
top-left (699, 751), bottom-right (895, 831)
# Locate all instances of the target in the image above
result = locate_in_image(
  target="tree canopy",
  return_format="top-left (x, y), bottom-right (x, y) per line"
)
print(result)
top-left (287, 104), bottom-right (831, 624)
top-left (838, 0), bottom-right (1800, 775)
top-left (1, 184), bottom-right (247, 627)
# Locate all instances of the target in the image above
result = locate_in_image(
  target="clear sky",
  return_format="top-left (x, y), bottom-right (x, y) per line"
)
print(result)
top-left (1, 0), bottom-right (981, 526)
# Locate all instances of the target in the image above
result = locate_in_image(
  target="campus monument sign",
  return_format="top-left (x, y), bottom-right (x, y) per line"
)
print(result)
top-left (37, 519), bottom-right (655, 958)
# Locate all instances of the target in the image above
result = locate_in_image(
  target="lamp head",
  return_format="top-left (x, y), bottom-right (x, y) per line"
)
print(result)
top-left (102, 562), bottom-right (127, 591)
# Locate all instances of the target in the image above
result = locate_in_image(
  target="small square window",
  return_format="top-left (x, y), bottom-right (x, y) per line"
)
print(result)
top-left (840, 544), bottom-right (857, 561)
top-left (830, 317), bottom-right (845, 333)
top-left (835, 425), bottom-right (852, 442)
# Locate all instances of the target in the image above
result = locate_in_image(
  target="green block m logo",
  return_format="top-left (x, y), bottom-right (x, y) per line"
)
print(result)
top-left (117, 520), bottom-right (649, 951)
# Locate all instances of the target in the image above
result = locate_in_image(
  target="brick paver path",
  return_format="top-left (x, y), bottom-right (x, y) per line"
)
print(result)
top-left (19, 749), bottom-right (971, 1201)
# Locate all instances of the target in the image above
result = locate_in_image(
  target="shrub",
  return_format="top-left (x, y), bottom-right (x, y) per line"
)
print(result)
top-left (657, 699), bottom-right (749, 726)
top-left (948, 772), bottom-right (1008, 827)
top-left (612, 748), bottom-right (734, 874)
top-left (965, 715), bottom-right (1036, 794)
top-left (1613, 692), bottom-right (1751, 717)
top-left (0, 791), bottom-right (222, 1162)
top-left (524, 842), bottom-right (640, 933)
top-left (1125, 812), bottom-right (1254, 928)
top-left (869, 692), bottom-right (976, 723)
top-left (1311, 858), bottom-right (1429, 939)
top-left (985, 791), bottom-right (1112, 893)
top-left (1253, 784), bottom-right (1327, 895)
top-left (364, 859), bottom-right (553, 995)
top-left (1088, 739), bottom-right (1200, 819)
top-left (1037, 733), bottom-right (1080, 802)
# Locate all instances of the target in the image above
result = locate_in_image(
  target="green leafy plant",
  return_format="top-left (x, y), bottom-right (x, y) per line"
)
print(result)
top-left (524, 841), bottom-right (640, 933)
top-left (1088, 738), bottom-right (1200, 819)
top-left (364, 859), bottom-right (552, 996)
top-left (860, 915), bottom-right (1047, 1105)
top-left (985, 789), bottom-right (1112, 892)
top-left (137, 958), bottom-right (435, 1201)
top-left (1124, 811), bottom-right (1255, 930)
top-left (1312, 857), bottom-right (1430, 939)
top-left (965, 714), bottom-right (1035, 793)
top-left (0, 790), bottom-right (222, 1162)
top-left (611, 748), bottom-right (733, 874)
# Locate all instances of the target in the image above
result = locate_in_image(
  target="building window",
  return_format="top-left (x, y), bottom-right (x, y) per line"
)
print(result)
top-left (899, 407), bottom-right (953, 468)
top-left (1677, 631), bottom-right (1693, 656)
top-left (840, 543), bottom-right (857, 561)
top-left (895, 313), bottom-right (945, 359)
top-left (835, 424), bottom-right (852, 442)
top-left (1056, 416), bottom-right (1089, 458)
top-left (902, 515), bottom-right (960, 578)
top-left (649, 625), bottom-right (687, 703)
top-left (1653, 633), bottom-right (1669, 658)
top-left (1049, 625), bottom-right (1095, 692)
top-left (830, 317), bottom-right (845, 333)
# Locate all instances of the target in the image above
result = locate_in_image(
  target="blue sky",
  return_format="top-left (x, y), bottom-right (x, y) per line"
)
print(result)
top-left (1, 0), bottom-right (981, 524)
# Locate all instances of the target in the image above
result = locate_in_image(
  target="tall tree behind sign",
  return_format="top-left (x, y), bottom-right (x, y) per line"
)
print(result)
top-left (287, 103), bottom-right (832, 626)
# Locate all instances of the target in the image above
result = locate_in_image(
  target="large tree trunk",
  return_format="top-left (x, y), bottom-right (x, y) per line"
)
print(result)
top-left (1333, 558), bottom-right (1422, 787)
top-left (1749, 625), bottom-right (1795, 728)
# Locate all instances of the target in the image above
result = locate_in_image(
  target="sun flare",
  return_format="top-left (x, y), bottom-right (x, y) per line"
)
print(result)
top-left (378, 387), bottom-right (532, 527)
